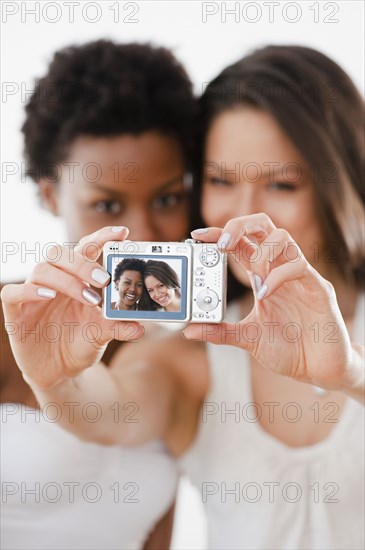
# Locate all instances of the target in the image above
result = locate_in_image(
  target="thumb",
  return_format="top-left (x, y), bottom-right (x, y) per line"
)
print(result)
top-left (99, 319), bottom-right (145, 345)
top-left (183, 321), bottom-right (253, 351)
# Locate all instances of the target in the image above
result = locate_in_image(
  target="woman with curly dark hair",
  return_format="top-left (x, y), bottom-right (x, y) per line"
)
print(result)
top-left (112, 258), bottom-right (146, 310)
top-left (1, 39), bottom-right (197, 550)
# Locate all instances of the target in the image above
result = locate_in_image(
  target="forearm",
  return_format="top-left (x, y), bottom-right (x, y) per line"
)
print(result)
top-left (24, 363), bottom-right (136, 444)
top-left (341, 344), bottom-right (365, 405)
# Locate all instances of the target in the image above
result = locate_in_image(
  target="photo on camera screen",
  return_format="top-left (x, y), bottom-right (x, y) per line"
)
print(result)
top-left (104, 254), bottom-right (188, 321)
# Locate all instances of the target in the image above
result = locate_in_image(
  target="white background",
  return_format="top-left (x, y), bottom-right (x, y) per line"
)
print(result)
top-left (1, 1), bottom-right (364, 547)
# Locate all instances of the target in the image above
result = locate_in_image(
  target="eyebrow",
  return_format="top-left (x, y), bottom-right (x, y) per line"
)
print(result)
top-left (85, 174), bottom-right (185, 196)
top-left (207, 165), bottom-right (303, 182)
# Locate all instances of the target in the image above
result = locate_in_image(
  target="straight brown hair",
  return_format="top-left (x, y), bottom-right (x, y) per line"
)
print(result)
top-left (196, 45), bottom-right (364, 295)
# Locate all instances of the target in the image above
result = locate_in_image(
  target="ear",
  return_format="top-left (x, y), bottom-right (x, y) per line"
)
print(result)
top-left (38, 179), bottom-right (60, 216)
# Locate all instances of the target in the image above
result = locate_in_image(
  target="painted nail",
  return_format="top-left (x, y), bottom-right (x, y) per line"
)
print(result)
top-left (182, 329), bottom-right (197, 340)
top-left (192, 228), bottom-right (209, 235)
top-left (82, 287), bottom-right (101, 305)
top-left (217, 232), bottom-right (231, 249)
top-left (91, 268), bottom-right (110, 285)
top-left (112, 226), bottom-right (126, 232)
top-left (253, 274), bottom-right (263, 294)
top-left (313, 386), bottom-right (328, 396)
top-left (37, 288), bottom-right (57, 299)
top-left (257, 284), bottom-right (268, 301)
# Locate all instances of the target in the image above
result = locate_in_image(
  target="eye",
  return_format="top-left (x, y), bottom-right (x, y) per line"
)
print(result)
top-left (152, 192), bottom-right (184, 209)
top-left (206, 176), bottom-right (233, 187)
top-left (92, 200), bottom-right (122, 214)
top-left (267, 181), bottom-right (297, 192)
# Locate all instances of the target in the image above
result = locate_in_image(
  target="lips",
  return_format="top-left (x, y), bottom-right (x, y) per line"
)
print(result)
top-left (124, 292), bottom-right (137, 302)
top-left (156, 295), bottom-right (168, 305)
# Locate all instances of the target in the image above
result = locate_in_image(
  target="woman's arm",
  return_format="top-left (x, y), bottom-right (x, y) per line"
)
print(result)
top-left (184, 214), bottom-right (365, 405)
top-left (0, 283), bottom-right (38, 406)
top-left (143, 503), bottom-right (176, 550)
top-left (1, 226), bottom-right (179, 444)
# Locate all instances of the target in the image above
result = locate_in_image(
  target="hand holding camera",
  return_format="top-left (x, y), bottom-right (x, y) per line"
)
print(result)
top-left (1, 226), bottom-right (227, 391)
top-left (1, 226), bottom-right (144, 390)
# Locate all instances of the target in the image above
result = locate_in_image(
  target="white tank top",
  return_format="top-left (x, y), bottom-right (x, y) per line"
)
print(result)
top-left (179, 294), bottom-right (365, 550)
top-left (1, 405), bottom-right (178, 550)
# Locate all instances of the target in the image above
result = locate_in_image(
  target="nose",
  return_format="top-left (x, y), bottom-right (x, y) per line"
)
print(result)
top-left (153, 288), bottom-right (163, 301)
top-left (233, 183), bottom-right (259, 218)
top-left (121, 208), bottom-right (157, 242)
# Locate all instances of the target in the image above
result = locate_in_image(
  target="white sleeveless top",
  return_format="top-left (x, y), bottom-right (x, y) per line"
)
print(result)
top-left (1, 405), bottom-right (178, 550)
top-left (179, 294), bottom-right (365, 550)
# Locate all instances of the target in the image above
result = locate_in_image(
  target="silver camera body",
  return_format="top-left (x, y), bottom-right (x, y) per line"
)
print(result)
top-left (103, 239), bottom-right (227, 323)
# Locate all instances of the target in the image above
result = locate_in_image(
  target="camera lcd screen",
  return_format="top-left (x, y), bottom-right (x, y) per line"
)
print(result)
top-left (105, 254), bottom-right (188, 321)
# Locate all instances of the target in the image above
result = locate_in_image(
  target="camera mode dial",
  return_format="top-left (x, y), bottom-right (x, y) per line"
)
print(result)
top-left (199, 246), bottom-right (220, 267)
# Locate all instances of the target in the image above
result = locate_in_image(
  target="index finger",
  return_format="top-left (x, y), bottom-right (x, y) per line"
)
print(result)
top-left (74, 226), bottom-right (129, 261)
top-left (191, 227), bottom-right (223, 242)
top-left (216, 213), bottom-right (277, 251)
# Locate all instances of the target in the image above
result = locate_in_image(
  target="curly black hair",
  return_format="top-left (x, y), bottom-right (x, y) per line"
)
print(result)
top-left (113, 258), bottom-right (146, 285)
top-left (22, 40), bottom-right (197, 182)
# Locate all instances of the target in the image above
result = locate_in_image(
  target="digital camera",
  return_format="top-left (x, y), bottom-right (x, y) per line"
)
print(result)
top-left (103, 239), bottom-right (227, 323)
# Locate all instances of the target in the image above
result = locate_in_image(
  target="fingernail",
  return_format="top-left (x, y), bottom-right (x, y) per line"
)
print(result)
top-left (182, 329), bottom-right (200, 341)
top-left (37, 288), bottom-right (57, 299)
top-left (253, 274), bottom-right (263, 294)
top-left (257, 284), bottom-right (268, 301)
top-left (91, 268), bottom-right (110, 285)
top-left (112, 226), bottom-right (127, 232)
top-left (192, 228), bottom-right (209, 235)
top-left (217, 232), bottom-right (231, 249)
top-left (82, 287), bottom-right (101, 305)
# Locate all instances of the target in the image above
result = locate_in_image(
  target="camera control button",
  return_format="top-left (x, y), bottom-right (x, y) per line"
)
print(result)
top-left (195, 268), bottom-right (205, 276)
top-left (196, 289), bottom-right (219, 311)
top-left (199, 246), bottom-right (220, 267)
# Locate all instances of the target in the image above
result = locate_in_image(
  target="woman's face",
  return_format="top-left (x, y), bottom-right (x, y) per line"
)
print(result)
top-left (201, 107), bottom-right (324, 287)
top-left (41, 132), bottom-right (189, 242)
top-left (144, 275), bottom-right (175, 308)
top-left (116, 270), bottom-right (144, 309)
